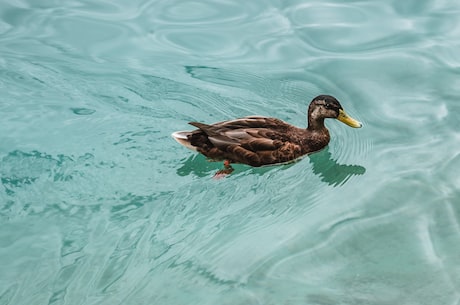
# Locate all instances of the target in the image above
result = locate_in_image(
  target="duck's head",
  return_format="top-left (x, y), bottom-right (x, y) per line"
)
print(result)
top-left (308, 95), bottom-right (362, 129)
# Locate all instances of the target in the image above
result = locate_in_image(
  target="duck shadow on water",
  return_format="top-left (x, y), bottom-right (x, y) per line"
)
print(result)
top-left (308, 147), bottom-right (366, 186)
top-left (176, 147), bottom-right (366, 187)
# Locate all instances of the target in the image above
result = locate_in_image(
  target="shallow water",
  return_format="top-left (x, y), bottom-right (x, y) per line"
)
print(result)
top-left (1, 0), bottom-right (460, 304)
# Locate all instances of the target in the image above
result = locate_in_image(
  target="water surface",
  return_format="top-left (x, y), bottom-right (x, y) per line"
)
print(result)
top-left (1, 0), bottom-right (460, 304)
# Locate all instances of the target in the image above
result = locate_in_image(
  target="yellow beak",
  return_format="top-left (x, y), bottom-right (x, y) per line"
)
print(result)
top-left (337, 109), bottom-right (362, 128)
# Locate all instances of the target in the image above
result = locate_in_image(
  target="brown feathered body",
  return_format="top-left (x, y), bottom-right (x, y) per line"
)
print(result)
top-left (176, 116), bottom-right (330, 167)
top-left (191, 117), bottom-right (329, 167)
top-left (172, 95), bottom-right (361, 167)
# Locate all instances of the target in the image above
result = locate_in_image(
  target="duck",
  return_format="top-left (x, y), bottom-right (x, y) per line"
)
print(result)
top-left (172, 95), bottom-right (362, 168)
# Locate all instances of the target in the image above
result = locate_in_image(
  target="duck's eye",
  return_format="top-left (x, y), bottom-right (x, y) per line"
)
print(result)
top-left (324, 104), bottom-right (333, 110)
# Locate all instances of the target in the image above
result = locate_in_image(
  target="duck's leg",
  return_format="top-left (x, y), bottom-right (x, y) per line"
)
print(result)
top-left (213, 160), bottom-right (234, 179)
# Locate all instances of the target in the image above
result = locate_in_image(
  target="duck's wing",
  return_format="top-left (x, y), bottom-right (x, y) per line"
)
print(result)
top-left (190, 117), bottom-right (288, 148)
top-left (171, 117), bottom-right (272, 151)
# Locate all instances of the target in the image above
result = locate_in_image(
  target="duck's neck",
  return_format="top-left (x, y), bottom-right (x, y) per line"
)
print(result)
top-left (307, 117), bottom-right (327, 131)
top-left (305, 117), bottom-right (330, 153)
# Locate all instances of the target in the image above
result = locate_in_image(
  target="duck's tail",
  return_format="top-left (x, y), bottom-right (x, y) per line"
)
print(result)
top-left (171, 131), bottom-right (197, 151)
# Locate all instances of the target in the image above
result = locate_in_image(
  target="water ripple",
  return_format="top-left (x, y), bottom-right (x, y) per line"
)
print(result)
top-left (144, 0), bottom-right (253, 25)
top-left (283, 1), bottom-right (449, 53)
top-left (0, 283), bottom-right (18, 305)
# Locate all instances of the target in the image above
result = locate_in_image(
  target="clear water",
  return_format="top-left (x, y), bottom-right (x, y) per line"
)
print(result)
top-left (1, 0), bottom-right (460, 304)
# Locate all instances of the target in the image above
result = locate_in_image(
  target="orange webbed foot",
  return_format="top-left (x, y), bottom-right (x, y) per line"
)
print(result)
top-left (213, 160), bottom-right (234, 179)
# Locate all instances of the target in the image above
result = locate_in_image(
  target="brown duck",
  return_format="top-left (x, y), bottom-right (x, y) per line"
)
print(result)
top-left (172, 95), bottom-right (362, 168)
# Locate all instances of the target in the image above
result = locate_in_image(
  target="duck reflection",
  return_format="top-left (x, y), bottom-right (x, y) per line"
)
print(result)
top-left (177, 146), bottom-right (365, 186)
top-left (176, 154), bottom-right (221, 178)
top-left (308, 147), bottom-right (366, 186)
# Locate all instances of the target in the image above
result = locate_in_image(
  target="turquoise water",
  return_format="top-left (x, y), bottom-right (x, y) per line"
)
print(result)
top-left (1, 0), bottom-right (460, 304)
